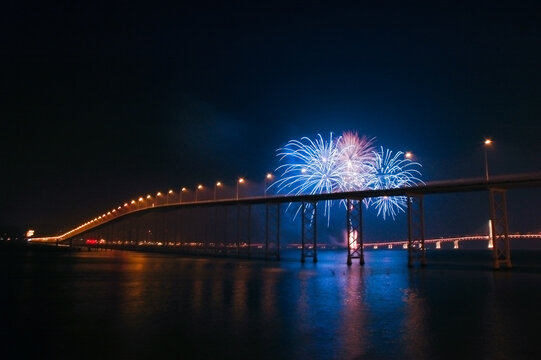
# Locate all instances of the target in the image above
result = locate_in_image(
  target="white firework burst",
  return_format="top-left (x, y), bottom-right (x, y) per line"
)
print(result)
top-left (367, 147), bottom-right (424, 220)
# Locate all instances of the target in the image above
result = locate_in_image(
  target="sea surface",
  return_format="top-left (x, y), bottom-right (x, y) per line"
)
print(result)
top-left (3, 247), bottom-right (541, 359)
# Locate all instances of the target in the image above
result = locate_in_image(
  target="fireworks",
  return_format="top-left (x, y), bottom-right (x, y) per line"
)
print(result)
top-left (273, 133), bottom-right (345, 218)
top-left (367, 147), bottom-right (424, 220)
top-left (274, 132), bottom-right (424, 221)
top-left (336, 131), bottom-right (376, 191)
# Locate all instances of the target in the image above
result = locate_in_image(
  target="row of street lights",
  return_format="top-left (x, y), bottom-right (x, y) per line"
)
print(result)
top-left (189, 173), bottom-right (275, 203)
top-left (66, 141), bottom-right (494, 238)
top-left (77, 174), bottom-right (274, 230)
top-left (122, 174), bottom-right (275, 209)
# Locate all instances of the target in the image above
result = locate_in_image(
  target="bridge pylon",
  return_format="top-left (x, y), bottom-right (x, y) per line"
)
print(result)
top-left (301, 201), bottom-right (317, 263)
top-left (346, 198), bottom-right (364, 266)
top-left (489, 188), bottom-right (512, 269)
top-left (407, 194), bottom-right (426, 267)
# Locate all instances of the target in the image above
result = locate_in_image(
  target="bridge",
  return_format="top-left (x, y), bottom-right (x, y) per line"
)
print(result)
top-left (30, 172), bottom-right (541, 269)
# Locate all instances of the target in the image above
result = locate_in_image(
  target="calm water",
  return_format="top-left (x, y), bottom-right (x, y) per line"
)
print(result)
top-left (3, 247), bottom-right (541, 359)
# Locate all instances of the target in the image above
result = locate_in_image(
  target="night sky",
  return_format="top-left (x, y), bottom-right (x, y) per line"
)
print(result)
top-left (2, 1), bottom-right (541, 234)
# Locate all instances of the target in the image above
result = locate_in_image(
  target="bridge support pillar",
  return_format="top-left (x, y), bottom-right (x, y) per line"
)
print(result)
top-left (265, 203), bottom-right (280, 260)
top-left (346, 199), bottom-right (364, 266)
top-left (489, 188), bottom-right (512, 269)
top-left (407, 194), bottom-right (426, 267)
top-left (301, 201), bottom-right (317, 263)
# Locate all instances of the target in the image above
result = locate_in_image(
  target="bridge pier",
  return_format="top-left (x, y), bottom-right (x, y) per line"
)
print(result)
top-left (346, 199), bottom-right (364, 265)
top-left (489, 188), bottom-right (512, 269)
top-left (407, 194), bottom-right (426, 267)
top-left (301, 201), bottom-right (317, 263)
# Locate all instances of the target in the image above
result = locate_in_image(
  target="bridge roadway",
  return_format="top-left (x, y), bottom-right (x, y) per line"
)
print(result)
top-left (30, 172), bottom-right (541, 269)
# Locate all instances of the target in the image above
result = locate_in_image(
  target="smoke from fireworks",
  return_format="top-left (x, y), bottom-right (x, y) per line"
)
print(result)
top-left (273, 132), bottom-right (424, 221)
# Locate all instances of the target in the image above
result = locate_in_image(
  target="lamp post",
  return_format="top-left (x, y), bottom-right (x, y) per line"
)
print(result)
top-left (484, 139), bottom-right (492, 181)
top-left (264, 173), bottom-right (273, 197)
top-left (236, 178), bottom-right (245, 200)
top-left (195, 185), bottom-right (203, 202)
top-left (156, 192), bottom-right (163, 205)
top-left (214, 181), bottom-right (222, 200)
top-left (180, 187), bottom-right (187, 203)
top-left (167, 189), bottom-right (173, 204)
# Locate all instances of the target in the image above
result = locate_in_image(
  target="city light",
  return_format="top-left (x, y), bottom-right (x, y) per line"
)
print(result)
top-left (484, 138), bottom-right (493, 180)
top-left (195, 185), bottom-right (203, 202)
top-left (265, 173), bottom-right (274, 196)
top-left (236, 178), bottom-right (245, 200)
top-left (214, 181), bottom-right (222, 200)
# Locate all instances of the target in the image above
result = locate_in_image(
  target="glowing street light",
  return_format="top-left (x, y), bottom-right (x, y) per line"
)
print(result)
top-left (236, 178), bottom-right (245, 200)
top-left (195, 184), bottom-right (203, 202)
top-left (484, 138), bottom-right (493, 181)
top-left (214, 181), bottom-right (222, 200)
top-left (264, 173), bottom-right (273, 197)
top-left (180, 187), bottom-right (187, 203)
top-left (156, 192), bottom-right (163, 205)
top-left (167, 189), bottom-right (173, 204)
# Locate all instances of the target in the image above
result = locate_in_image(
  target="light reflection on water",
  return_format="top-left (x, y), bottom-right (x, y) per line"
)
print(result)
top-left (3, 249), bottom-right (541, 359)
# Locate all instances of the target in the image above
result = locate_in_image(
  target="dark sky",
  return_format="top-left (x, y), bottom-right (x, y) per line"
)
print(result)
top-left (2, 1), bottom-right (541, 234)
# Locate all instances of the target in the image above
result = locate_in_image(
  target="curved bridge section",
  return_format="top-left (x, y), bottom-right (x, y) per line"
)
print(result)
top-left (30, 173), bottom-right (541, 267)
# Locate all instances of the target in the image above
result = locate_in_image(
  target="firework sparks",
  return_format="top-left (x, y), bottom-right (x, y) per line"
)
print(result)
top-left (367, 147), bottom-right (424, 220)
top-left (273, 133), bottom-right (345, 218)
top-left (336, 131), bottom-right (376, 191)
top-left (273, 132), bottom-right (424, 221)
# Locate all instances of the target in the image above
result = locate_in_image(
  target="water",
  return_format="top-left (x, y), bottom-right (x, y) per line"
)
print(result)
top-left (3, 248), bottom-right (541, 359)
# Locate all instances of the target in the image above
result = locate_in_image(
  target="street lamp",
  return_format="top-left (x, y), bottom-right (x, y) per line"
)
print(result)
top-left (484, 139), bottom-right (493, 181)
top-left (214, 181), bottom-right (222, 200)
top-left (264, 173), bottom-right (273, 197)
top-left (167, 189), bottom-right (173, 204)
top-left (236, 178), bottom-right (245, 200)
top-left (156, 192), bottom-right (163, 205)
top-left (180, 187), bottom-right (187, 203)
top-left (195, 184), bottom-right (203, 202)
